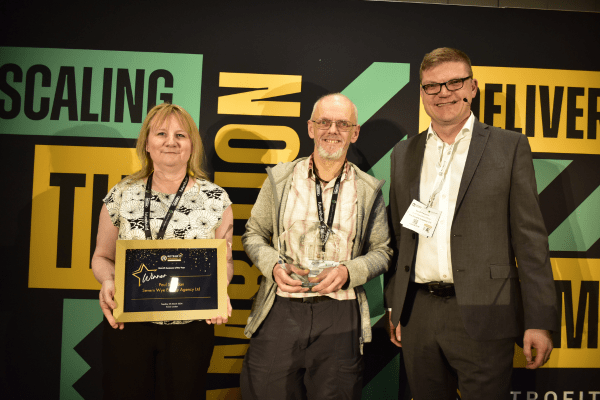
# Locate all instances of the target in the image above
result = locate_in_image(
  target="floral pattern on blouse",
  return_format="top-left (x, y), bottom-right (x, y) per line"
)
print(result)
top-left (105, 178), bottom-right (231, 240)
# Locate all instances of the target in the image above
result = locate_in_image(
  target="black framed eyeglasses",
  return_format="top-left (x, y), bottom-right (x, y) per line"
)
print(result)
top-left (310, 119), bottom-right (357, 132)
top-left (421, 76), bottom-right (472, 95)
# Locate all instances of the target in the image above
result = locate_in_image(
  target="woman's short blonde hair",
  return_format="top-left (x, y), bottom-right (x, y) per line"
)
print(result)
top-left (129, 103), bottom-right (209, 182)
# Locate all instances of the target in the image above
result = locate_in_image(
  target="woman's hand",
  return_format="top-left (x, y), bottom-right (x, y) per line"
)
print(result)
top-left (99, 279), bottom-right (124, 330)
top-left (209, 206), bottom-right (235, 325)
top-left (205, 295), bottom-right (232, 325)
top-left (92, 205), bottom-right (122, 329)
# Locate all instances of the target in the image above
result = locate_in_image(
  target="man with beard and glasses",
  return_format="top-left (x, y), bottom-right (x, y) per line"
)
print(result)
top-left (240, 93), bottom-right (392, 400)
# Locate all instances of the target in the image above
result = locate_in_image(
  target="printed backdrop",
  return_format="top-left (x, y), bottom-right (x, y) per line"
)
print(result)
top-left (1, 1), bottom-right (599, 398)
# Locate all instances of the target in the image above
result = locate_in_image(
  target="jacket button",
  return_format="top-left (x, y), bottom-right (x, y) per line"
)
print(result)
top-left (412, 232), bottom-right (416, 239)
top-left (404, 265), bottom-right (410, 272)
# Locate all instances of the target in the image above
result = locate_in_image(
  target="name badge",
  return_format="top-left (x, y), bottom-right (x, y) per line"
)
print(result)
top-left (400, 200), bottom-right (441, 238)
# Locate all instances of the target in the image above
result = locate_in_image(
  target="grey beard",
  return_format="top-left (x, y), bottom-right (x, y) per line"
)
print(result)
top-left (316, 143), bottom-right (344, 160)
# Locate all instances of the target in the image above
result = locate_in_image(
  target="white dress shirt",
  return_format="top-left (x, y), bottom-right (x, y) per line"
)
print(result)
top-left (414, 113), bottom-right (475, 284)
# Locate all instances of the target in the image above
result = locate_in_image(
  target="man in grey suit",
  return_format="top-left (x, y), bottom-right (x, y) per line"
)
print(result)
top-left (385, 48), bottom-right (559, 399)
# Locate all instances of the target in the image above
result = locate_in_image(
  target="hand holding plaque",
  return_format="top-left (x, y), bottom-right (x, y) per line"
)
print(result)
top-left (99, 279), bottom-right (124, 329)
top-left (205, 294), bottom-right (232, 325)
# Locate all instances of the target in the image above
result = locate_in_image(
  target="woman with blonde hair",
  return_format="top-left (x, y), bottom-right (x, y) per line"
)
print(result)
top-left (92, 103), bottom-right (233, 400)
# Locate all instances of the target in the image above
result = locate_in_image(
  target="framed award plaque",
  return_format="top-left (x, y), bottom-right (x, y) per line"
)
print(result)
top-left (113, 239), bottom-right (227, 322)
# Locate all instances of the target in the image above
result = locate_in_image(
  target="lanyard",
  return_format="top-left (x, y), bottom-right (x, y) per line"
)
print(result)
top-left (143, 172), bottom-right (189, 240)
top-left (426, 135), bottom-right (462, 208)
top-left (315, 164), bottom-right (344, 252)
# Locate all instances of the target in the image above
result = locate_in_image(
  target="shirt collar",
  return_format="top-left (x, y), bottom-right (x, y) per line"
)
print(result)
top-left (307, 153), bottom-right (350, 183)
top-left (426, 112), bottom-right (475, 143)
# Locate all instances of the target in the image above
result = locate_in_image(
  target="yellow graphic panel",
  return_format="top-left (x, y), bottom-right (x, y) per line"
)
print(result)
top-left (214, 172), bottom-right (268, 252)
top-left (419, 67), bottom-right (600, 155)
top-left (215, 124), bottom-right (300, 164)
top-left (29, 145), bottom-right (140, 289)
top-left (208, 344), bottom-right (249, 373)
top-left (513, 258), bottom-right (600, 368)
top-left (215, 171), bottom-right (267, 189)
top-left (229, 261), bottom-right (262, 300)
top-left (207, 388), bottom-right (241, 400)
top-left (218, 72), bottom-right (301, 117)
top-left (214, 309), bottom-right (251, 340)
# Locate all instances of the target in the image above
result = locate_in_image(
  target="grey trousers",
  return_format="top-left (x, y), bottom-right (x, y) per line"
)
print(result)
top-left (401, 284), bottom-right (516, 400)
top-left (240, 296), bottom-right (364, 400)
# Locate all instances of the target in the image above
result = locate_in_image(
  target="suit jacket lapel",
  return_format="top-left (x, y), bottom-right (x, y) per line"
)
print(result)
top-left (409, 130), bottom-right (428, 202)
top-left (454, 120), bottom-right (490, 221)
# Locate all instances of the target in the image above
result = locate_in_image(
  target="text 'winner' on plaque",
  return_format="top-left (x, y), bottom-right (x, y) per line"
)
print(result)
top-left (113, 239), bottom-right (227, 323)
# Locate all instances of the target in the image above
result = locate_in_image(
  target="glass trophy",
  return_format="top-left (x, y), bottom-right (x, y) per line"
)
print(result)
top-left (302, 226), bottom-right (339, 288)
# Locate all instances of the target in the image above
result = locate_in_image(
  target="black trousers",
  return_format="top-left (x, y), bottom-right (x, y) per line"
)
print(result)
top-left (401, 285), bottom-right (516, 400)
top-left (240, 296), bottom-right (364, 400)
top-left (101, 319), bottom-right (214, 400)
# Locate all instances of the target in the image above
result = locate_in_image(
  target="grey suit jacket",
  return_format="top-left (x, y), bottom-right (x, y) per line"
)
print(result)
top-left (385, 119), bottom-right (559, 341)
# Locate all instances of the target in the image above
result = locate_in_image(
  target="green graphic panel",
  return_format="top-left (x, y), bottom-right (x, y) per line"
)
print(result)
top-left (362, 354), bottom-right (401, 400)
top-left (364, 275), bottom-right (385, 327)
top-left (533, 159), bottom-right (572, 194)
top-left (0, 47), bottom-right (202, 139)
top-left (366, 138), bottom-right (407, 207)
top-left (549, 185), bottom-right (600, 251)
top-left (60, 299), bottom-right (103, 400)
top-left (367, 148), bottom-right (393, 207)
top-left (342, 62), bottom-right (410, 126)
top-left (341, 62), bottom-right (409, 327)
top-left (363, 145), bottom-right (403, 325)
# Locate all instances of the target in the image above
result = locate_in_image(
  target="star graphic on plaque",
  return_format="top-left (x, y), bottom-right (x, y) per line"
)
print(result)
top-left (131, 264), bottom-right (157, 287)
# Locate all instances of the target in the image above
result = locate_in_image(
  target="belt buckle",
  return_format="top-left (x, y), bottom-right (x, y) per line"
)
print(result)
top-left (426, 282), bottom-right (453, 297)
top-left (426, 282), bottom-right (440, 294)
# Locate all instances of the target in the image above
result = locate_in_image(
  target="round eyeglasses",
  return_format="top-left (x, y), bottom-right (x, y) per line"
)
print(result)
top-left (310, 119), bottom-right (357, 132)
top-left (421, 76), bottom-right (472, 95)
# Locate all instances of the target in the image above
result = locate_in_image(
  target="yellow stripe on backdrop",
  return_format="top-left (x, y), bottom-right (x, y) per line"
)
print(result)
top-left (419, 67), bottom-right (600, 155)
top-left (29, 145), bottom-right (140, 290)
top-left (514, 258), bottom-right (600, 368)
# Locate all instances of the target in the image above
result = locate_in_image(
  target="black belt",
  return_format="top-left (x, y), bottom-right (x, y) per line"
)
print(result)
top-left (414, 282), bottom-right (456, 298)
top-left (284, 296), bottom-right (334, 304)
